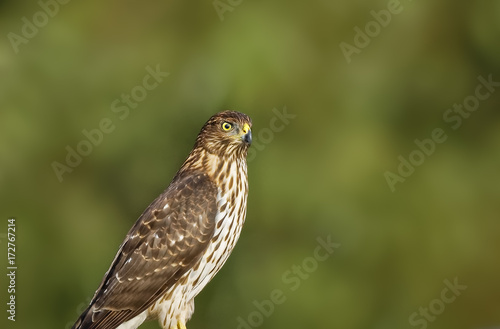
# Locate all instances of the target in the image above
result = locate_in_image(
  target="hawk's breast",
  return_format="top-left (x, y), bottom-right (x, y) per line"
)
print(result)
top-left (186, 158), bottom-right (248, 300)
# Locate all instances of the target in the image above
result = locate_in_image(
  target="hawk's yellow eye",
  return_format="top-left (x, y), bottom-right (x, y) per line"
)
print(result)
top-left (222, 122), bottom-right (232, 131)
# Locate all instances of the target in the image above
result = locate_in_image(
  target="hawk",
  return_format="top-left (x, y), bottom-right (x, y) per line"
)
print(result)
top-left (72, 111), bottom-right (252, 329)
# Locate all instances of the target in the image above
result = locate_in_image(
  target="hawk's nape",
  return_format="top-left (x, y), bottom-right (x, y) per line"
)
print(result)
top-left (72, 111), bottom-right (252, 329)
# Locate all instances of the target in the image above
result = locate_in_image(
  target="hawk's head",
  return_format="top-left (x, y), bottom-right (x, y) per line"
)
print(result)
top-left (194, 111), bottom-right (252, 157)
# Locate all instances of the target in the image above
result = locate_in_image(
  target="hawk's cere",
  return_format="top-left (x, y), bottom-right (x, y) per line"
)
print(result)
top-left (72, 111), bottom-right (252, 329)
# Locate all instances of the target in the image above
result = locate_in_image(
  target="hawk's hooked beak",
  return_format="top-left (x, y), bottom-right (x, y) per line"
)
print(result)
top-left (241, 123), bottom-right (252, 145)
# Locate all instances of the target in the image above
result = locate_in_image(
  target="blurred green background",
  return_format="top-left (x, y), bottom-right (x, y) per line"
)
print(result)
top-left (1, 1), bottom-right (500, 329)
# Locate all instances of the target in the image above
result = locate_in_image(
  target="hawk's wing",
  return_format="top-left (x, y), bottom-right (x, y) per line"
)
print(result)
top-left (73, 172), bottom-right (218, 329)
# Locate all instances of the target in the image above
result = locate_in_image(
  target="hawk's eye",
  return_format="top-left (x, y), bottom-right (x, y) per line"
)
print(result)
top-left (222, 122), bottom-right (233, 131)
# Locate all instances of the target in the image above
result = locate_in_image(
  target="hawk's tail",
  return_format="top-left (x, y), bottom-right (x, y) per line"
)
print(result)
top-left (71, 303), bottom-right (112, 329)
top-left (71, 302), bottom-right (138, 329)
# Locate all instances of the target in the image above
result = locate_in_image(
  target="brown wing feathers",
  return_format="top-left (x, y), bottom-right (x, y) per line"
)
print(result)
top-left (73, 173), bottom-right (217, 329)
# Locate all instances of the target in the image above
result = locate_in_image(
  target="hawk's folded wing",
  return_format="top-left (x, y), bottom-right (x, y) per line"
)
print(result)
top-left (73, 172), bottom-right (217, 329)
